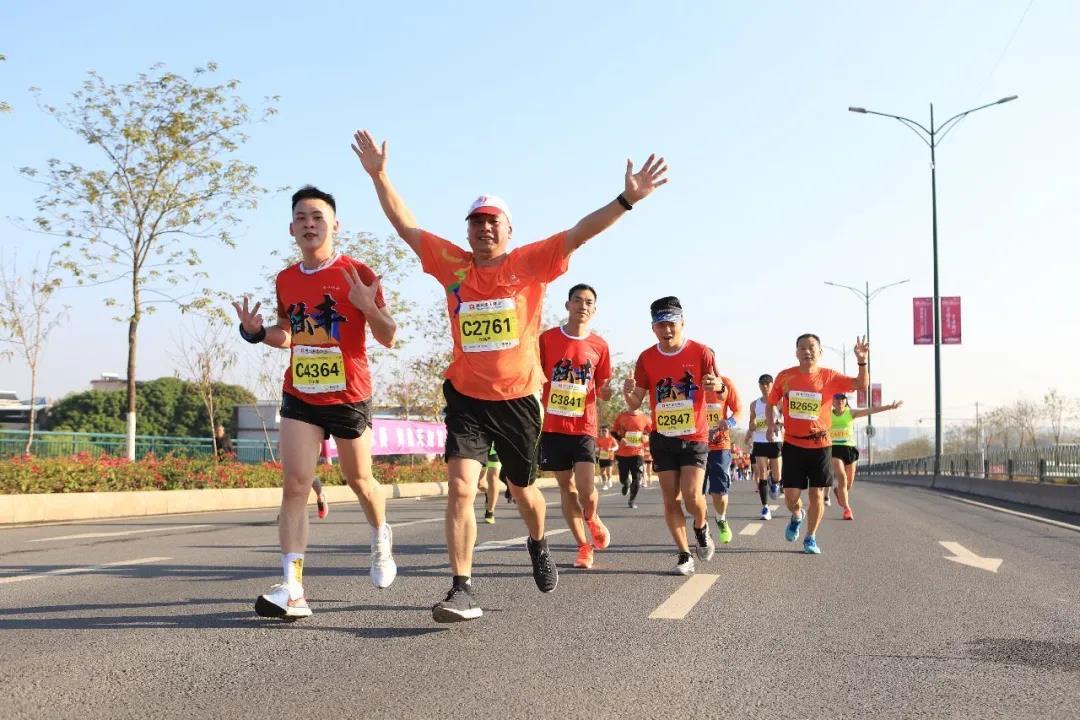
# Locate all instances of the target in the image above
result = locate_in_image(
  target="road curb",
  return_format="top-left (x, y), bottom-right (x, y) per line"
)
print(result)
top-left (862, 473), bottom-right (1080, 515)
top-left (0, 477), bottom-right (560, 526)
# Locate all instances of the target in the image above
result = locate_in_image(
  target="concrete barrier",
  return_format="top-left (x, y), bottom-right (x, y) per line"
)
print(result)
top-left (863, 473), bottom-right (1080, 515)
top-left (0, 477), bottom-right (560, 526)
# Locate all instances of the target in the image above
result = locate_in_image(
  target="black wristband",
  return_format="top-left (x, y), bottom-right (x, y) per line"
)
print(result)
top-left (617, 194), bottom-right (633, 211)
top-left (857, 362), bottom-right (867, 366)
top-left (239, 323), bottom-right (267, 344)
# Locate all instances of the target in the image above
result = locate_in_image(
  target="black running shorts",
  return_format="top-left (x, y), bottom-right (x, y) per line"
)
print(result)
top-left (442, 380), bottom-right (541, 488)
top-left (831, 445), bottom-right (860, 465)
top-left (752, 441), bottom-right (781, 460)
top-left (650, 432), bottom-right (708, 473)
top-left (279, 391), bottom-right (371, 440)
top-left (538, 432), bottom-right (596, 472)
top-left (781, 443), bottom-right (834, 490)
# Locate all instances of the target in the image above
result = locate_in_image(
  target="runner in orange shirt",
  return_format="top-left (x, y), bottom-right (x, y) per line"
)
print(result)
top-left (596, 426), bottom-right (618, 491)
top-left (352, 128), bottom-right (668, 622)
top-left (624, 296), bottom-right (726, 575)
top-left (611, 407), bottom-right (651, 508)
top-left (537, 283), bottom-right (613, 570)
top-left (233, 186), bottom-right (398, 621)
top-left (766, 333), bottom-right (869, 554)
top-left (704, 375), bottom-right (741, 545)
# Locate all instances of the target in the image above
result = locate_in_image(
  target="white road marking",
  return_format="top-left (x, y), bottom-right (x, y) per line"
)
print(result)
top-left (740, 523), bottom-right (763, 536)
top-left (768, 504), bottom-right (780, 512)
top-left (649, 574), bottom-right (720, 620)
top-left (0, 556), bottom-right (172, 585)
top-left (392, 518), bottom-right (443, 529)
top-left (945, 496), bottom-right (1080, 533)
top-left (475, 528), bottom-right (570, 552)
top-left (938, 541), bottom-right (1003, 573)
top-left (29, 525), bottom-right (210, 543)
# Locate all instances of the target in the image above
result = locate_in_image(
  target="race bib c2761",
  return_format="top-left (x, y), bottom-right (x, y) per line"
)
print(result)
top-left (788, 390), bottom-right (822, 421)
top-left (547, 381), bottom-right (586, 417)
top-left (291, 345), bottom-right (346, 394)
top-left (655, 399), bottom-right (695, 437)
top-left (458, 298), bottom-right (519, 352)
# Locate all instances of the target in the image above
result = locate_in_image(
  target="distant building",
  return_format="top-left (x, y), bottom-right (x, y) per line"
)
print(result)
top-left (0, 390), bottom-right (50, 430)
top-left (90, 373), bottom-right (125, 392)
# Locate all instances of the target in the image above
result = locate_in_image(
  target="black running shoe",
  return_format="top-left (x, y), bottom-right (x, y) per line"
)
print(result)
top-left (620, 483), bottom-right (629, 496)
top-left (526, 536), bottom-right (559, 593)
top-left (432, 583), bottom-right (482, 623)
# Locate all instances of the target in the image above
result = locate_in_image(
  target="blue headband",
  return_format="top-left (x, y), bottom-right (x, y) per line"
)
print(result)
top-left (652, 310), bottom-right (683, 324)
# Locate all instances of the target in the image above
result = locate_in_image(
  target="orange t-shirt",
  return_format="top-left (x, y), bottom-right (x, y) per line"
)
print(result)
top-left (539, 326), bottom-right (611, 436)
top-left (767, 366), bottom-right (859, 449)
top-left (596, 436), bottom-right (618, 461)
top-left (705, 375), bottom-right (741, 451)
top-left (633, 340), bottom-right (718, 444)
top-left (276, 255), bottom-right (385, 405)
top-left (418, 230), bottom-right (569, 400)
top-left (612, 412), bottom-right (652, 457)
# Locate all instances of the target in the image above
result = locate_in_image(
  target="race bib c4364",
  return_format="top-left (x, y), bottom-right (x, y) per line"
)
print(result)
top-left (458, 298), bottom-right (519, 352)
top-left (623, 431), bottom-right (643, 447)
top-left (788, 390), bottom-right (822, 421)
top-left (656, 399), bottom-right (695, 437)
top-left (292, 345), bottom-right (346, 394)
top-left (547, 381), bottom-right (586, 417)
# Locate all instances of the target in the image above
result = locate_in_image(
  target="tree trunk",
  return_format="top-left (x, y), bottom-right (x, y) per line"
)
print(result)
top-left (125, 276), bottom-right (140, 461)
top-left (24, 362), bottom-right (37, 456)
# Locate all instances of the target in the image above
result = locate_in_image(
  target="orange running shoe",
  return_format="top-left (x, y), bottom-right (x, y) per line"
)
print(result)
top-left (586, 517), bottom-right (611, 550)
top-left (573, 544), bottom-right (594, 569)
top-left (317, 493), bottom-right (329, 520)
top-left (842, 507), bottom-right (854, 521)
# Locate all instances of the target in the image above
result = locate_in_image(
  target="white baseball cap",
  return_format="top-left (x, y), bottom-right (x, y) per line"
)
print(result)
top-left (465, 195), bottom-right (512, 226)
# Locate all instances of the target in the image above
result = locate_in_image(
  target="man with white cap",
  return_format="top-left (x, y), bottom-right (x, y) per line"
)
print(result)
top-left (351, 128), bottom-right (668, 622)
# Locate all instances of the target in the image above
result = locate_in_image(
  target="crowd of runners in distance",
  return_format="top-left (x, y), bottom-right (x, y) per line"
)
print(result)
top-left (232, 129), bottom-right (903, 623)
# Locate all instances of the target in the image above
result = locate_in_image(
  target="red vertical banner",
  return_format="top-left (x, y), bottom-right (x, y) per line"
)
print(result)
top-left (856, 387), bottom-right (867, 408)
top-left (913, 297), bottom-right (933, 345)
top-left (941, 296), bottom-right (962, 344)
top-left (871, 383), bottom-right (882, 407)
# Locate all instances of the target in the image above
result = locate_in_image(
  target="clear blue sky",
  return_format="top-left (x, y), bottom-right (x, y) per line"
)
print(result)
top-left (1, 0), bottom-right (1077, 432)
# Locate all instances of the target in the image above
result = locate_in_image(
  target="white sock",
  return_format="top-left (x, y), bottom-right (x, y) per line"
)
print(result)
top-left (718, 514), bottom-right (727, 522)
top-left (283, 553), bottom-right (304, 592)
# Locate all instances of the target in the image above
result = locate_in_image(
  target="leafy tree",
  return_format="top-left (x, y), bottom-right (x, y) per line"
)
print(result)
top-left (172, 320), bottom-right (237, 458)
top-left (20, 62), bottom-right (276, 457)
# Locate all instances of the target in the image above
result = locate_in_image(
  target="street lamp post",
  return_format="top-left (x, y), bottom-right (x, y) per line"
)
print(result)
top-left (824, 279), bottom-right (909, 465)
top-left (847, 95), bottom-right (1017, 485)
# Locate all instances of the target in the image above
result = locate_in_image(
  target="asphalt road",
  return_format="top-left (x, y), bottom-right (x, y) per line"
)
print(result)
top-left (2, 478), bottom-right (1078, 720)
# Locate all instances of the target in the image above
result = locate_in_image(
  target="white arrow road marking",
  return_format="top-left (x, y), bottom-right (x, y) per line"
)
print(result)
top-left (0, 556), bottom-right (172, 585)
top-left (475, 528), bottom-right (570, 552)
top-left (29, 525), bottom-right (210, 543)
top-left (739, 523), bottom-right (763, 536)
top-left (650, 574), bottom-right (720, 619)
top-left (939, 541), bottom-right (1003, 573)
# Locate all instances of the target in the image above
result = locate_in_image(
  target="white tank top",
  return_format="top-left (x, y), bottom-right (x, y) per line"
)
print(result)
top-left (752, 398), bottom-right (781, 443)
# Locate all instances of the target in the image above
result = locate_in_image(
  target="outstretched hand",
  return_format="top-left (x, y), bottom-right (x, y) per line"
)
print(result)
top-left (853, 335), bottom-right (870, 363)
top-left (232, 296), bottom-right (263, 335)
top-left (342, 266), bottom-right (381, 312)
top-left (351, 129), bottom-right (388, 176)
top-left (624, 154), bottom-right (669, 204)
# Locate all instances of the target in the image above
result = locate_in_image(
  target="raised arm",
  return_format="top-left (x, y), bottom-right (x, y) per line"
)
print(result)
top-left (563, 154), bottom-right (669, 254)
top-left (852, 336), bottom-right (870, 389)
top-left (851, 399), bottom-right (903, 419)
top-left (622, 377), bottom-right (647, 412)
top-left (233, 296), bottom-right (292, 349)
top-left (342, 267), bottom-right (397, 348)
top-left (352, 130), bottom-right (423, 256)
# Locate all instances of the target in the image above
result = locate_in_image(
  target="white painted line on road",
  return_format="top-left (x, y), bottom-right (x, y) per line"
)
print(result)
top-left (649, 574), bottom-right (720, 620)
top-left (29, 525), bottom-right (210, 543)
top-left (0, 556), bottom-right (171, 585)
top-left (475, 528), bottom-right (570, 552)
top-left (768, 504), bottom-right (779, 512)
top-left (945, 496), bottom-right (1080, 533)
top-left (393, 518), bottom-right (443, 529)
top-left (939, 541), bottom-right (1003, 573)
top-left (739, 523), bottom-right (763, 536)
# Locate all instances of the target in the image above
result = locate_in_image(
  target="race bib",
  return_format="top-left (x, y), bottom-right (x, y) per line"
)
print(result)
top-left (754, 418), bottom-right (768, 430)
top-left (291, 345), bottom-right (346, 394)
top-left (458, 298), bottom-right (518, 352)
top-left (547, 381), bottom-right (586, 417)
top-left (788, 390), bottom-right (822, 421)
top-left (598, 449), bottom-right (612, 460)
top-left (656, 399), bottom-right (695, 437)
top-left (706, 402), bottom-right (723, 428)
top-left (830, 425), bottom-right (853, 443)
top-left (623, 431), bottom-right (643, 448)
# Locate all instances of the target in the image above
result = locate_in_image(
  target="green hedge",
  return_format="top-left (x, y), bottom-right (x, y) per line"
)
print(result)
top-left (0, 453), bottom-right (447, 494)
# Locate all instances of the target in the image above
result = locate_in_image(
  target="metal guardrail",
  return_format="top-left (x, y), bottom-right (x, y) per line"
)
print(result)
top-left (862, 444), bottom-right (1080, 483)
top-left (0, 430), bottom-right (277, 464)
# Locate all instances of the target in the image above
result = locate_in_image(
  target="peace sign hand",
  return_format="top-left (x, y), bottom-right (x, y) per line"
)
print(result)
top-left (853, 335), bottom-right (870, 363)
top-left (623, 154), bottom-right (669, 204)
top-left (232, 296), bottom-right (264, 335)
top-left (341, 265), bottom-right (381, 313)
top-left (351, 129), bottom-right (388, 176)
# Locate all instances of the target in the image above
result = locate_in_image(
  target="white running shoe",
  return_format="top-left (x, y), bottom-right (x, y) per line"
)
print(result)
top-left (760, 506), bottom-right (772, 521)
top-left (675, 553), bottom-right (696, 576)
top-left (695, 526), bottom-right (716, 562)
top-left (370, 523), bottom-right (397, 589)
top-left (255, 582), bottom-right (312, 620)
